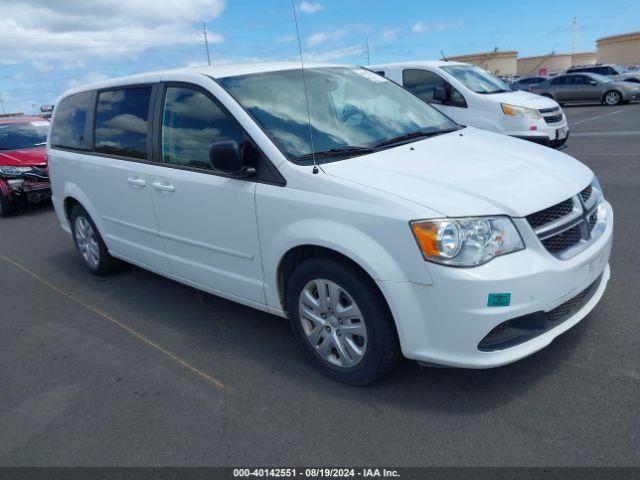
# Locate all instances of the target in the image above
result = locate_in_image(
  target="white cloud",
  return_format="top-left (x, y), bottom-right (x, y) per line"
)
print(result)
top-left (68, 72), bottom-right (109, 88)
top-left (1, 0), bottom-right (226, 63)
top-left (276, 34), bottom-right (296, 44)
top-left (305, 45), bottom-right (365, 62)
top-left (32, 61), bottom-right (54, 73)
top-left (299, 1), bottom-right (324, 14)
top-left (308, 27), bottom-right (349, 47)
top-left (381, 28), bottom-right (402, 41)
top-left (412, 20), bottom-right (464, 34)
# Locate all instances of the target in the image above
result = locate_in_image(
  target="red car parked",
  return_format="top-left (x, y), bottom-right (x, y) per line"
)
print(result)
top-left (0, 116), bottom-right (51, 217)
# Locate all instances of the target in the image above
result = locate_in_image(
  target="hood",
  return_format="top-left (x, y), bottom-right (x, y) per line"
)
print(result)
top-left (0, 146), bottom-right (47, 167)
top-left (321, 127), bottom-right (593, 218)
top-left (479, 90), bottom-right (559, 109)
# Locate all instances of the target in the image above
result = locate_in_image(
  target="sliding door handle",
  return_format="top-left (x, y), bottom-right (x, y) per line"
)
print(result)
top-left (152, 181), bottom-right (175, 193)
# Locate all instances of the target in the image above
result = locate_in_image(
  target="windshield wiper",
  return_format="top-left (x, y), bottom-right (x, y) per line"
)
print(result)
top-left (478, 89), bottom-right (511, 94)
top-left (373, 128), bottom-right (458, 148)
top-left (293, 146), bottom-right (375, 161)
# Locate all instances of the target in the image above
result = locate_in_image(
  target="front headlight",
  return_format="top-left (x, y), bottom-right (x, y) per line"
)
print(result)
top-left (501, 103), bottom-right (542, 119)
top-left (0, 166), bottom-right (33, 176)
top-left (410, 217), bottom-right (525, 267)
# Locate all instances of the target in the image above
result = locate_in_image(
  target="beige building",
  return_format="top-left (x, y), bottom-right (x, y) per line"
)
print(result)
top-left (445, 50), bottom-right (518, 76)
top-left (517, 52), bottom-right (596, 76)
top-left (597, 31), bottom-right (640, 65)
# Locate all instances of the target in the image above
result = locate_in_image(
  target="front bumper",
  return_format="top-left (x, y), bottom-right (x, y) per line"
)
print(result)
top-left (621, 89), bottom-right (640, 102)
top-left (513, 131), bottom-right (569, 149)
top-left (0, 172), bottom-right (51, 203)
top-left (379, 200), bottom-right (613, 369)
top-left (499, 111), bottom-right (570, 149)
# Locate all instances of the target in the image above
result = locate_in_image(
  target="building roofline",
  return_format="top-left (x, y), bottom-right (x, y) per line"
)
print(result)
top-left (518, 51), bottom-right (595, 61)
top-left (597, 31), bottom-right (640, 43)
top-left (447, 50), bottom-right (518, 60)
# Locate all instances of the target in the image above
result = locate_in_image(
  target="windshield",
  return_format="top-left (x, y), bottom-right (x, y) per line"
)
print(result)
top-left (218, 67), bottom-right (458, 163)
top-left (440, 65), bottom-right (512, 94)
top-left (0, 121), bottom-right (49, 150)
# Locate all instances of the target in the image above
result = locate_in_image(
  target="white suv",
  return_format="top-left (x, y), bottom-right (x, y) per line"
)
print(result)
top-left (371, 61), bottom-right (570, 148)
top-left (48, 63), bottom-right (612, 384)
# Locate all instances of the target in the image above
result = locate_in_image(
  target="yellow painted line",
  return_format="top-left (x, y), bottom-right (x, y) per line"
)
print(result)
top-left (0, 253), bottom-right (230, 392)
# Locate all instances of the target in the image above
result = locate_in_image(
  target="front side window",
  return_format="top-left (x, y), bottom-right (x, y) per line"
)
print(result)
top-left (0, 121), bottom-right (49, 151)
top-left (161, 86), bottom-right (245, 170)
top-left (403, 69), bottom-right (447, 104)
top-left (218, 67), bottom-right (457, 163)
top-left (440, 65), bottom-right (511, 94)
top-left (573, 75), bottom-right (594, 85)
top-left (94, 87), bottom-right (152, 159)
top-left (50, 92), bottom-right (92, 149)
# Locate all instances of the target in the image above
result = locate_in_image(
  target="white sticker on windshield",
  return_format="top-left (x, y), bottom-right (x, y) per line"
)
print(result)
top-left (354, 69), bottom-right (387, 83)
top-left (30, 121), bottom-right (50, 127)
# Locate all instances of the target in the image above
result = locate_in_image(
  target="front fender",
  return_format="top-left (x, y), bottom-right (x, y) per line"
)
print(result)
top-left (261, 218), bottom-right (433, 310)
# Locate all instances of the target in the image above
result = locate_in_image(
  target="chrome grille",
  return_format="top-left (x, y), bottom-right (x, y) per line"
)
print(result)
top-left (527, 182), bottom-right (604, 259)
top-left (538, 106), bottom-right (564, 125)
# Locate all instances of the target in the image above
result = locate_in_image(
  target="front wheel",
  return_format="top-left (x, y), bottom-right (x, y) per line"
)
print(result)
top-left (604, 90), bottom-right (622, 106)
top-left (0, 191), bottom-right (19, 218)
top-left (286, 258), bottom-right (401, 385)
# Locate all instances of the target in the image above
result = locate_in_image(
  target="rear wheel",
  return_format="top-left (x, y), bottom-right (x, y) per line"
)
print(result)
top-left (70, 204), bottom-right (120, 275)
top-left (603, 90), bottom-right (622, 106)
top-left (286, 258), bottom-right (401, 385)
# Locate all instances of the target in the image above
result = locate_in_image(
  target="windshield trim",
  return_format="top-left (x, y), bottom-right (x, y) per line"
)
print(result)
top-left (211, 67), bottom-right (461, 166)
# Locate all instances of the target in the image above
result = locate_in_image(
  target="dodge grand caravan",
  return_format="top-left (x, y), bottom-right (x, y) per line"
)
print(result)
top-left (371, 61), bottom-right (570, 148)
top-left (48, 63), bottom-right (612, 385)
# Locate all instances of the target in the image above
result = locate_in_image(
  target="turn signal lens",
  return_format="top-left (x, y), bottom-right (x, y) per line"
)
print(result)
top-left (501, 103), bottom-right (542, 119)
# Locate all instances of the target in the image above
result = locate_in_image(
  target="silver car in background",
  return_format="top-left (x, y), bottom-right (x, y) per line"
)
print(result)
top-left (530, 72), bottom-right (640, 106)
top-left (511, 76), bottom-right (548, 92)
top-left (566, 64), bottom-right (640, 83)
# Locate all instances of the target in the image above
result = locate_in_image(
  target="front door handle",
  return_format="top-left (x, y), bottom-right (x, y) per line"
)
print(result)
top-left (126, 177), bottom-right (147, 188)
top-left (152, 181), bottom-right (175, 193)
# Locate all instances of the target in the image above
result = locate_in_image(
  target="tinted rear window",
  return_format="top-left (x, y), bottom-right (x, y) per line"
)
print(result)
top-left (94, 87), bottom-right (152, 159)
top-left (50, 92), bottom-right (93, 149)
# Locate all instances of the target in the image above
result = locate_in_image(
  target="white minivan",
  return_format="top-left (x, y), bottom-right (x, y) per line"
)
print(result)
top-left (371, 61), bottom-right (570, 148)
top-left (48, 62), bottom-right (612, 385)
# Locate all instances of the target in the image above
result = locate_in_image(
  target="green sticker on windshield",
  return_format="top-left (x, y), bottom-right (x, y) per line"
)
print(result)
top-left (487, 293), bottom-right (511, 307)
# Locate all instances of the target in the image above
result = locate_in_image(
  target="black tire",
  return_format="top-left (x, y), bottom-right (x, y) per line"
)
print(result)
top-left (0, 192), bottom-right (15, 218)
top-left (70, 204), bottom-right (121, 276)
top-left (286, 257), bottom-right (401, 385)
top-left (603, 90), bottom-right (622, 106)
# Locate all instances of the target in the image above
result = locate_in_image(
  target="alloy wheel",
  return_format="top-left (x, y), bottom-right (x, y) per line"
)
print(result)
top-left (605, 91), bottom-right (621, 105)
top-left (75, 216), bottom-right (100, 270)
top-left (298, 279), bottom-right (368, 368)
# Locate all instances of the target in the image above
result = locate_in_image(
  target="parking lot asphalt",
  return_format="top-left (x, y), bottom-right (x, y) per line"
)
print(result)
top-left (1, 104), bottom-right (639, 467)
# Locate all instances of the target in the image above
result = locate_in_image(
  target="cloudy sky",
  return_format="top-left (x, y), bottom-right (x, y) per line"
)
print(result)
top-left (0, 0), bottom-right (637, 113)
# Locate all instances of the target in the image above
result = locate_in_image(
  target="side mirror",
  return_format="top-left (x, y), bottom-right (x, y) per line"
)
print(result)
top-left (433, 85), bottom-right (449, 103)
top-left (209, 140), bottom-right (255, 177)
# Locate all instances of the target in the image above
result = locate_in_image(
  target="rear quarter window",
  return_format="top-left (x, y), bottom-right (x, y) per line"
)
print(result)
top-left (50, 92), bottom-right (93, 149)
